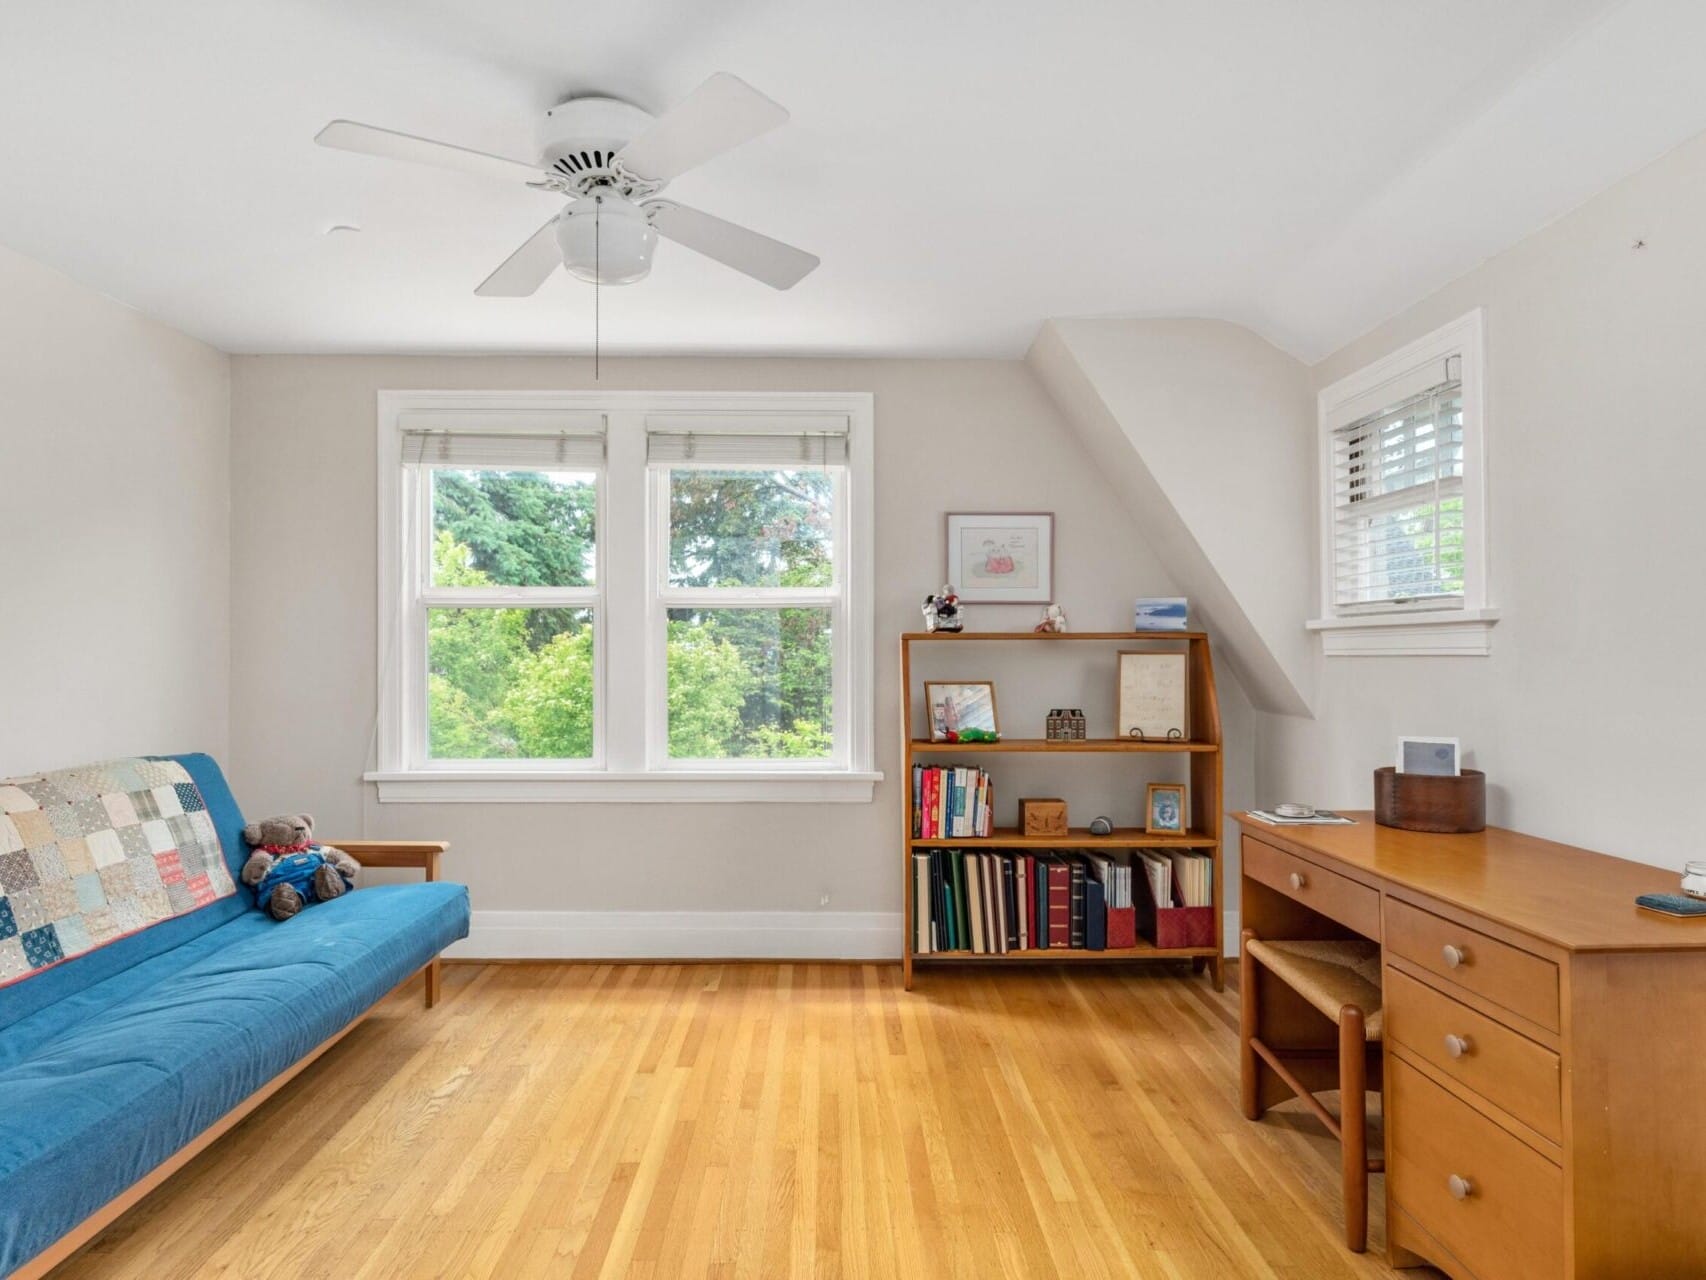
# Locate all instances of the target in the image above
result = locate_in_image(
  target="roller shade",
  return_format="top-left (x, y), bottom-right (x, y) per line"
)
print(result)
top-left (646, 420), bottom-right (848, 467)
top-left (1331, 381), bottom-right (1465, 609)
top-left (400, 411), bottom-right (606, 469)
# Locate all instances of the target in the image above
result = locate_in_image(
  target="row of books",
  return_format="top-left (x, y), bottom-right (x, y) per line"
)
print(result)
top-left (910, 848), bottom-right (1214, 954)
top-left (910, 765), bottom-right (994, 840)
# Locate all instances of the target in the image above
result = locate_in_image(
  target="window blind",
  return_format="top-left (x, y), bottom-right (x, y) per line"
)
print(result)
top-left (646, 425), bottom-right (848, 467)
top-left (1331, 380), bottom-right (1465, 609)
top-left (400, 411), bottom-right (606, 470)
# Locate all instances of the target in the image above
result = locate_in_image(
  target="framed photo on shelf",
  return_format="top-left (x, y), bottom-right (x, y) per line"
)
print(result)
top-left (924, 681), bottom-right (1000, 742)
top-left (1397, 736), bottom-right (1460, 776)
top-left (945, 512), bottom-right (1053, 603)
top-left (1116, 650), bottom-right (1189, 740)
top-left (1146, 783), bottom-right (1188, 835)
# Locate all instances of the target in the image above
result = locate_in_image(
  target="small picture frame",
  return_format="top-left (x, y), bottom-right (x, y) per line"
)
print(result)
top-left (1133, 597), bottom-right (1189, 631)
top-left (1146, 783), bottom-right (1188, 835)
top-left (945, 512), bottom-right (1054, 603)
top-left (1397, 736), bottom-right (1460, 777)
top-left (1116, 651), bottom-right (1189, 741)
top-left (924, 681), bottom-right (1000, 742)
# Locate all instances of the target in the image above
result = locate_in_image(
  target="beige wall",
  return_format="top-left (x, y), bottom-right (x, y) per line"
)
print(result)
top-left (1259, 129), bottom-right (1706, 869)
top-left (0, 242), bottom-right (230, 778)
top-left (229, 355), bottom-right (1256, 953)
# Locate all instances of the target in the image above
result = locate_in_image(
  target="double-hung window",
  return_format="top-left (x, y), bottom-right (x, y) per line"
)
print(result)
top-left (373, 392), bottom-right (876, 801)
top-left (1310, 310), bottom-right (1496, 656)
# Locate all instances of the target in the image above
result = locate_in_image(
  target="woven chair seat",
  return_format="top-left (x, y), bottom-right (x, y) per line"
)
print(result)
top-left (1247, 938), bottom-right (1383, 1040)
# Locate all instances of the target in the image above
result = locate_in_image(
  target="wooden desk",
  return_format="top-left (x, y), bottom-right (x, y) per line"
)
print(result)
top-left (1237, 814), bottom-right (1706, 1280)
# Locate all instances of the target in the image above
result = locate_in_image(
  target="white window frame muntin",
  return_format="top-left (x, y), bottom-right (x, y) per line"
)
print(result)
top-left (372, 389), bottom-right (879, 802)
top-left (1309, 310), bottom-right (1499, 656)
top-left (647, 459), bottom-right (850, 772)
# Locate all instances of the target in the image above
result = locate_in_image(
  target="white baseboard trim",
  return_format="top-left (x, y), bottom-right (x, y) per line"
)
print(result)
top-left (448, 909), bottom-right (904, 961)
top-left (450, 909), bottom-right (1246, 962)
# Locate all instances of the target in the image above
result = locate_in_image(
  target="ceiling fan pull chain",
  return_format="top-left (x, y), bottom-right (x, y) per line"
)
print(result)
top-left (594, 195), bottom-right (601, 381)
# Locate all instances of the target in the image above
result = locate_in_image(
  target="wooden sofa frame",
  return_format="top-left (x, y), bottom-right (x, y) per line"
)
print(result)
top-left (14, 840), bottom-right (449, 1280)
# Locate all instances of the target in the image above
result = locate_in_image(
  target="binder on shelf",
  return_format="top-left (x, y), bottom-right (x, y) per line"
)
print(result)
top-left (1136, 860), bottom-right (1215, 950)
top-left (1086, 876), bottom-right (1107, 951)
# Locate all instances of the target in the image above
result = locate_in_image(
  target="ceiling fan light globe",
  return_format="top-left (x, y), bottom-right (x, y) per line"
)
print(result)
top-left (556, 197), bottom-right (656, 285)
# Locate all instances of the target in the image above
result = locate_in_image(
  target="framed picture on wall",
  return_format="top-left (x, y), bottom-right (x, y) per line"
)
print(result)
top-left (945, 512), bottom-right (1054, 603)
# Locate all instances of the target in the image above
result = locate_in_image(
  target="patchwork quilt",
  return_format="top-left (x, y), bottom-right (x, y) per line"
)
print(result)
top-left (0, 757), bottom-right (237, 987)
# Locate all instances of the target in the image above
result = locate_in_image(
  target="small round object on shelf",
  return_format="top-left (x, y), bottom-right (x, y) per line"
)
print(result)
top-left (1683, 860), bottom-right (1706, 900)
top-left (1274, 802), bottom-right (1316, 819)
top-left (1088, 816), bottom-right (1113, 836)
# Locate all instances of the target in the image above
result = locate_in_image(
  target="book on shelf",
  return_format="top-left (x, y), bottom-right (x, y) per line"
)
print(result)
top-left (910, 765), bottom-right (994, 839)
top-left (911, 847), bottom-right (1217, 956)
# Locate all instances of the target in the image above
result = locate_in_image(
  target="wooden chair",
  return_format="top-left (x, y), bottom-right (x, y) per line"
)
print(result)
top-left (1239, 928), bottom-right (1384, 1252)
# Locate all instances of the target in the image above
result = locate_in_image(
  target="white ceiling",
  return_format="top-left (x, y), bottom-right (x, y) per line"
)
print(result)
top-left (2, 0), bottom-right (1704, 361)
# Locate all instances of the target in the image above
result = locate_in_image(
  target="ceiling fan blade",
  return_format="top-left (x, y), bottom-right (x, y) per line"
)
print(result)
top-left (475, 217), bottom-right (564, 296)
top-left (315, 119), bottom-right (543, 185)
top-left (615, 73), bottom-right (789, 183)
top-left (647, 202), bottom-right (819, 290)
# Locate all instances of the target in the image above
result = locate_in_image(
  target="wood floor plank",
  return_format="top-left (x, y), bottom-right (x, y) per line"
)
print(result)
top-left (44, 962), bottom-right (1442, 1279)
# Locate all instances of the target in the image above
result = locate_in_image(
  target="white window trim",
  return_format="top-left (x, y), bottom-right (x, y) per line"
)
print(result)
top-left (1309, 309), bottom-right (1498, 657)
top-left (369, 389), bottom-right (879, 802)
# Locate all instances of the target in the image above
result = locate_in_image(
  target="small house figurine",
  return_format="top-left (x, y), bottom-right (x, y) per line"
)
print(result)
top-left (923, 584), bottom-right (963, 633)
top-left (1034, 603), bottom-right (1067, 633)
top-left (1046, 708), bottom-right (1088, 741)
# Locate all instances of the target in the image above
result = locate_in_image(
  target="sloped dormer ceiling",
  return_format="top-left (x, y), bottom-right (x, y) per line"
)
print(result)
top-left (1028, 319), bottom-right (1315, 716)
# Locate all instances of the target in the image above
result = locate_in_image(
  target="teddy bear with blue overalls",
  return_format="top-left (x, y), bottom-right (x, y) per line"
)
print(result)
top-left (239, 814), bottom-right (361, 921)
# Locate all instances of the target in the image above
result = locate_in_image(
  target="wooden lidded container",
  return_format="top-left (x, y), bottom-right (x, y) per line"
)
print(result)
top-left (1373, 767), bottom-right (1486, 833)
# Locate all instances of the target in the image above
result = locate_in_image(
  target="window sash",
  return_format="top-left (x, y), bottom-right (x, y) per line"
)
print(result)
top-left (1330, 382), bottom-right (1465, 611)
top-left (646, 464), bottom-right (852, 771)
top-left (407, 463), bottom-right (607, 768)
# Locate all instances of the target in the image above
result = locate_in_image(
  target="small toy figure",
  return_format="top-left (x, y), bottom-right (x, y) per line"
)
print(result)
top-left (1034, 603), bottom-right (1068, 633)
top-left (923, 584), bottom-right (963, 633)
top-left (240, 814), bottom-right (361, 921)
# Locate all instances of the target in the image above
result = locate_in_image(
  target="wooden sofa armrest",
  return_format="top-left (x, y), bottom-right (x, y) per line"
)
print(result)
top-left (321, 840), bottom-right (452, 1009)
top-left (326, 839), bottom-right (448, 875)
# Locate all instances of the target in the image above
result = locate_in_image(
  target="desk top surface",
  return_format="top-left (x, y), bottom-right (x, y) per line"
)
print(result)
top-left (1236, 812), bottom-right (1703, 953)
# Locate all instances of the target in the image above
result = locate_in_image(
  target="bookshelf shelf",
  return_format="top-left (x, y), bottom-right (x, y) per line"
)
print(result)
top-left (910, 737), bottom-right (1218, 754)
top-left (909, 827), bottom-right (1217, 849)
top-left (914, 942), bottom-right (1218, 964)
top-left (901, 630), bottom-right (1225, 991)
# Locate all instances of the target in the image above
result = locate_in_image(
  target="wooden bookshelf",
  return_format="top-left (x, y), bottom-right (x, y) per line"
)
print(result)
top-left (901, 630), bottom-right (1224, 991)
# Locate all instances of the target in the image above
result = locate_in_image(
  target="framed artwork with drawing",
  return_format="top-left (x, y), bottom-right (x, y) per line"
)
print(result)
top-left (945, 512), bottom-right (1053, 603)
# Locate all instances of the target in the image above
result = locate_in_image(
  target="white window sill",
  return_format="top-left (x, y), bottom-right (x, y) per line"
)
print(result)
top-left (363, 770), bottom-right (884, 804)
top-left (1306, 608), bottom-right (1500, 657)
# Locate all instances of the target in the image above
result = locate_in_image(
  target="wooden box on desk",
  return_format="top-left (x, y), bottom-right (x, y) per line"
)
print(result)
top-left (1018, 797), bottom-right (1068, 837)
top-left (1137, 876), bottom-right (1215, 949)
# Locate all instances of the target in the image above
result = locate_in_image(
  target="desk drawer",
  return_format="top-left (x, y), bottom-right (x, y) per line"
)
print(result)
top-left (1389, 1056), bottom-right (1564, 1280)
top-left (1243, 837), bottom-right (1380, 937)
top-left (1385, 897), bottom-right (1560, 1032)
top-left (1385, 967), bottom-right (1561, 1144)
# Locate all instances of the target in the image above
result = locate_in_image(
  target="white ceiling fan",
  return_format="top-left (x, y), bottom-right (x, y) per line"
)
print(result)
top-left (315, 73), bottom-right (819, 295)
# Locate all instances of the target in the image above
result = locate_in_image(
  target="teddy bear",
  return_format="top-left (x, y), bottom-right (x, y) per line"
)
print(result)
top-left (239, 814), bottom-right (361, 921)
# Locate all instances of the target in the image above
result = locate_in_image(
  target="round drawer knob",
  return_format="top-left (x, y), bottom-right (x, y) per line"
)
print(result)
top-left (1448, 1174), bottom-right (1474, 1201)
top-left (1289, 871), bottom-right (1307, 890)
top-left (1442, 943), bottom-right (1469, 969)
top-left (1444, 1034), bottom-right (1473, 1059)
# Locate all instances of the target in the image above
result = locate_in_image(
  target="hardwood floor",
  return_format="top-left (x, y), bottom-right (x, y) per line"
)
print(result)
top-left (53, 962), bottom-right (1439, 1279)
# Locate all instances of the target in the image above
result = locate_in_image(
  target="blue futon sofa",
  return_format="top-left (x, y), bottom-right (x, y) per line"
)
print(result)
top-left (0, 754), bottom-right (469, 1277)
